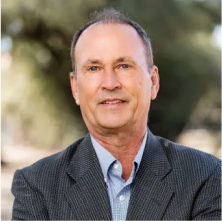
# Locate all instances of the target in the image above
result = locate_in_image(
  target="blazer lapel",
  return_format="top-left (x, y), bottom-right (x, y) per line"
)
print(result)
top-left (127, 130), bottom-right (174, 220)
top-left (65, 134), bottom-right (112, 220)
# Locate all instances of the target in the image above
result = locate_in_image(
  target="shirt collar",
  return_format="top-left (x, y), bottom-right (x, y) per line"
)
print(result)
top-left (90, 128), bottom-right (148, 179)
top-left (134, 128), bottom-right (147, 173)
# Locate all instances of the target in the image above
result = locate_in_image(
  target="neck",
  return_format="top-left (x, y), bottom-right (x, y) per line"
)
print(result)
top-left (90, 125), bottom-right (147, 181)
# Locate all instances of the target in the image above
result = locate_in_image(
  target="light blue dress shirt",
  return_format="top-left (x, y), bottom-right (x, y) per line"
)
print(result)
top-left (90, 129), bottom-right (147, 221)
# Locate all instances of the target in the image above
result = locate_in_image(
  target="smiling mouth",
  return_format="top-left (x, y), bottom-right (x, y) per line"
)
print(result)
top-left (101, 100), bottom-right (125, 104)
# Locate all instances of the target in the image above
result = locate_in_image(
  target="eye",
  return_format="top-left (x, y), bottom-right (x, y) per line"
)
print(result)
top-left (89, 66), bottom-right (98, 71)
top-left (121, 64), bottom-right (129, 69)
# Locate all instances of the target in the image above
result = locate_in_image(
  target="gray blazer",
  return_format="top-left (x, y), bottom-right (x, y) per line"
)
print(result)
top-left (12, 130), bottom-right (221, 220)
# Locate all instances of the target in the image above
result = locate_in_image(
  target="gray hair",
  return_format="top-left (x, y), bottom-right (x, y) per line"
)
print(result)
top-left (70, 8), bottom-right (153, 75)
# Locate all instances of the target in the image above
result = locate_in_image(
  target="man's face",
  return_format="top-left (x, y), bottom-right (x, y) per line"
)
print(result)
top-left (70, 23), bottom-right (159, 133)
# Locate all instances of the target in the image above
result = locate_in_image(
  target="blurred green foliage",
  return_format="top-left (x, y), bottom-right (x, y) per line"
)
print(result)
top-left (1, 0), bottom-right (221, 148)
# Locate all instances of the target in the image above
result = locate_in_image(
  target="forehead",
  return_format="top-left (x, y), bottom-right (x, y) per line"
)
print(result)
top-left (75, 23), bottom-right (146, 65)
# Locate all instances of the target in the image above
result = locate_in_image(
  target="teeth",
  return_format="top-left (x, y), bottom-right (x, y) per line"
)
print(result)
top-left (103, 100), bottom-right (124, 104)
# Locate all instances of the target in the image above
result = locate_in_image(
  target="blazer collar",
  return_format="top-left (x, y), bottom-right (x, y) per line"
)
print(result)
top-left (66, 133), bottom-right (97, 181)
top-left (65, 129), bottom-right (173, 220)
top-left (138, 128), bottom-right (171, 179)
top-left (65, 133), bottom-right (112, 220)
top-left (127, 129), bottom-right (173, 220)
top-left (66, 128), bottom-right (171, 181)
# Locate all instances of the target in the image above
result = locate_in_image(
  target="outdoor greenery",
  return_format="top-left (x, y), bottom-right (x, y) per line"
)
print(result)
top-left (1, 0), bottom-right (221, 148)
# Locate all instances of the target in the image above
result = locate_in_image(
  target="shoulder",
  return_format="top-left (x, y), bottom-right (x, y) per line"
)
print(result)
top-left (156, 136), bottom-right (221, 178)
top-left (15, 136), bottom-right (85, 184)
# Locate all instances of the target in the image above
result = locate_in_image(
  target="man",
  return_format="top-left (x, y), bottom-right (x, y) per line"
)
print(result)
top-left (12, 8), bottom-right (221, 220)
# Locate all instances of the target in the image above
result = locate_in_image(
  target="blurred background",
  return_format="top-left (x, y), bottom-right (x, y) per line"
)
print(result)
top-left (1, 0), bottom-right (221, 219)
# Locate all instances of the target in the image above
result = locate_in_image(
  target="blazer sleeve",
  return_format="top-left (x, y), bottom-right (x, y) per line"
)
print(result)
top-left (11, 169), bottom-right (49, 220)
top-left (192, 162), bottom-right (221, 220)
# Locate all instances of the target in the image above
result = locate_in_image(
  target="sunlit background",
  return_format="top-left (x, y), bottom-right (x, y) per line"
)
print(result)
top-left (1, 0), bottom-right (221, 219)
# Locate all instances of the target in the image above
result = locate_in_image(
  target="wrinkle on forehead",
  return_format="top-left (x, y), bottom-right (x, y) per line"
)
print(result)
top-left (75, 23), bottom-right (148, 69)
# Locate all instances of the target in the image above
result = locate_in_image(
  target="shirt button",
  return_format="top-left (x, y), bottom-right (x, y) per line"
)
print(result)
top-left (119, 195), bottom-right (125, 201)
top-left (114, 163), bottom-right (119, 169)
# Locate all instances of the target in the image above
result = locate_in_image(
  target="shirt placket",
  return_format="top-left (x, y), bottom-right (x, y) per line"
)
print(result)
top-left (108, 161), bottom-right (136, 221)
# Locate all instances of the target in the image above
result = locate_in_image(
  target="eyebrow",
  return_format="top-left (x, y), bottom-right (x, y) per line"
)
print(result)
top-left (82, 59), bottom-right (103, 67)
top-left (115, 56), bottom-right (135, 63)
top-left (82, 56), bottom-right (137, 67)
top-left (114, 57), bottom-right (138, 68)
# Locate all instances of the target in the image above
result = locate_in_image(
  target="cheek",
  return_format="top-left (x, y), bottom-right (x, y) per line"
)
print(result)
top-left (135, 74), bottom-right (151, 110)
top-left (120, 72), bottom-right (150, 100)
top-left (139, 73), bottom-right (151, 94)
top-left (77, 76), bottom-right (100, 105)
top-left (132, 73), bottom-right (151, 96)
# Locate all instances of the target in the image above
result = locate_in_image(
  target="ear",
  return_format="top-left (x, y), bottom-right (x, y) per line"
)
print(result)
top-left (70, 72), bottom-right (80, 105)
top-left (150, 66), bottom-right (160, 100)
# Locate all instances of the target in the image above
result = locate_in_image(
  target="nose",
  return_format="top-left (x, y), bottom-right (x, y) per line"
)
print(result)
top-left (101, 68), bottom-right (121, 90)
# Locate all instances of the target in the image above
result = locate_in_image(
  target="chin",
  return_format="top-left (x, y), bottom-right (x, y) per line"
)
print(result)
top-left (98, 119), bottom-right (130, 130)
top-left (99, 122), bottom-right (124, 129)
top-left (96, 113), bottom-right (134, 130)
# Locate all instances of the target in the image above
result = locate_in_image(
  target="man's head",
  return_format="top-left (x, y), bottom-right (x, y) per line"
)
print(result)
top-left (70, 8), bottom-right (159, 135)
top-left (70, 8), bottom-right (153, 76)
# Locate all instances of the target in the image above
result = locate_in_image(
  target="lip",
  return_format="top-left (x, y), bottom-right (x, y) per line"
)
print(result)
top-left (99, 98), bottom-right (126, 108)
top-left (100, 98), bottom-right (125, 104)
